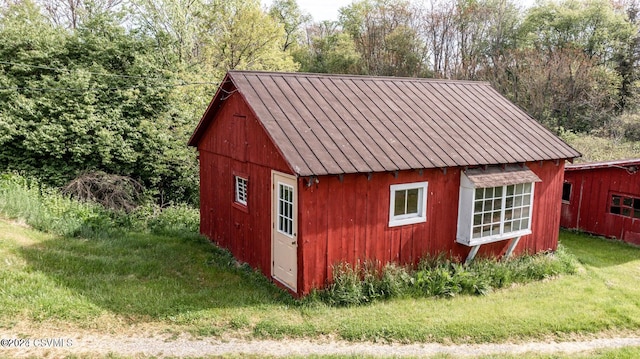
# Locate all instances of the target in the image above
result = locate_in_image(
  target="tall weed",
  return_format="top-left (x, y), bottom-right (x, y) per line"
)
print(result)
top-left (146, 204), bottom-right (199, 236)
top-left (0, 173), bottom-right (200, 239)
top-left (0, 173), bottom-right (110, 237)
top-left (323, 262), bottom-right (364, 306)
top-left (378, 263), bottom-right (413, 298)
top-left (320, 247), bottom-right (578, 306)
top-left (321, 260), bottom-right (415, 306)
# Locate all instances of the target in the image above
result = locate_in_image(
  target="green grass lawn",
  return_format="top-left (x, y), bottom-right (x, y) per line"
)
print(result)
top-left (1, 219), bottom-right (639, 344)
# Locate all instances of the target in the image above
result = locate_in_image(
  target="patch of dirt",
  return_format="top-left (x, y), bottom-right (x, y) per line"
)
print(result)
top-left (0, 219), bottom-right (37, 246)
top-left (7, 219), bottom-right (31, 229)
top-left (0, 328), bottom-right (638, 358)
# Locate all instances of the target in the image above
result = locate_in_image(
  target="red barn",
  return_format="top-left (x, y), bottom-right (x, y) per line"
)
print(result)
top-left (561, 159), bottom-right (640, 245)
top-left (188, 71), bottom-right (580, 296)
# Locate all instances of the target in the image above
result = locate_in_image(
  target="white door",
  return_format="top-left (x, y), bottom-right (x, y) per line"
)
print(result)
top-left (272, 171), bottom-right (298, 291)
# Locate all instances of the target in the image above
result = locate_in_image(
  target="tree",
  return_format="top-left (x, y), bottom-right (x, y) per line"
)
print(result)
top-left (423, 0), bottom-right (457, 78)
top-left (456, 0), bottom-right (521, 79)
top-left (131, 0), bottom-right (207, 65)
top-left (268, 0), bottom-right (311, 52)
top-left (0, 2), bottom-right (199, 204)
top-left (133, 0), bottom-right (298, 78)
top-left (514, 0), bottom-right (637, 131)
top-left (35, 0), bottom-right (124, 29)
top-left (339, 0), bottom-right (429, 77)
top-left (612, 0), bottom-right (640, 112)
top-left (204, 0), bottom-right (298, 74)
top-left (294, 20), bottom-right (362, 74)
top-left (520, 0), bottom-right (635, 63)
top-left (505, 47), bottom-right (620, 132)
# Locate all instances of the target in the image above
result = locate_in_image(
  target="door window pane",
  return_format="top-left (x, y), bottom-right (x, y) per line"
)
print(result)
top-left (278, 183), bottom-right (294, 237)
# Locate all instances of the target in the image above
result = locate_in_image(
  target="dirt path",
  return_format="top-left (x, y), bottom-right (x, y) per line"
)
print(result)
top-left (1, 330), bottom-right (639, 358)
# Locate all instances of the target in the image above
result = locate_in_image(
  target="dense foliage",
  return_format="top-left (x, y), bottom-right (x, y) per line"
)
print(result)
top-left (0, 0), bottom-right (639, 207)
top-left (0, 172), bottom-right (199, 238)
top-left (0, 2), bottom-right (196, 203)
top-left (0, 0), bottom-right (297, 206)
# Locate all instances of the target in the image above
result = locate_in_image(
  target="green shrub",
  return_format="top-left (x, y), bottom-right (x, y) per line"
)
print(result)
top-left (415, 266), bottom-right (456, 297)
top-left (452, 263), bottom-right (491, 295)
top-left (560, 129), bottom-right (640, 163)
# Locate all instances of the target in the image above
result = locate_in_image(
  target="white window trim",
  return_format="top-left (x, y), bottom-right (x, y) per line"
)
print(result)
top-left (389, 182), bottom-right (428, 227)
top-left (457, 178), bottom-right (535, 246)
top-left (235, 176), bottom-right (248, 206)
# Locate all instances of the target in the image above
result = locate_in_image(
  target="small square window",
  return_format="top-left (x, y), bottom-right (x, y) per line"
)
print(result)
top-left (235, 176), bottom-right (248, 206)
top-left (389, 182), bottom-right (428, 227)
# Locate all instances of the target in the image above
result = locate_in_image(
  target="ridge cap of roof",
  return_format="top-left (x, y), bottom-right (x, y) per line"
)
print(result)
top-left (228, 70), bottom-right (491, 86)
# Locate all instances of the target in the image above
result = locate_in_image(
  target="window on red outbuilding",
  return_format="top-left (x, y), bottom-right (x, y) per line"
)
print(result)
top-left (562, 182), bottom-right (572, 203)
top-left (610, 194), bottom-right (640, 219)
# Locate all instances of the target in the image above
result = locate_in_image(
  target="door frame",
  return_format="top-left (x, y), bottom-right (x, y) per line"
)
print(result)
top-left (271, 170), bottom-right (298, 292)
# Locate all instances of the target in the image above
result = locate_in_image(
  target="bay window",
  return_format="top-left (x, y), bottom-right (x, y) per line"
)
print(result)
top-left (457, 165), bottom-right (539, 246)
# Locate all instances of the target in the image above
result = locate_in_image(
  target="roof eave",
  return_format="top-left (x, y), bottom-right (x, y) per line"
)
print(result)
top-left (566, 158), bottom-right (640, 171)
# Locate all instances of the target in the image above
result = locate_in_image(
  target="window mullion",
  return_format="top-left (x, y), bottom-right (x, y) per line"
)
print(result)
top-left (500, 185), bottom-right (507, 235)
top-left (404, 189), bottom-right (408, 214)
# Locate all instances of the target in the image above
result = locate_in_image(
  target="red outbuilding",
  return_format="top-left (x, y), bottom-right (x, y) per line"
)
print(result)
top-left (561, 159), bottom-right (640, 245)
top-left (188, 71), bottom-right (580, 296)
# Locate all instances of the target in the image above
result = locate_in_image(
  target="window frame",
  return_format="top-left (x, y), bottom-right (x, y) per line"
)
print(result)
top-left (457, 174), bottom-right (535, 246)
top-left (472, 183), bottom-right (533, 240)
top-left (388, 182), bottom-right (428, 227)
top-left (609, 193), bottom-right (640, 219)
top-left (234, 175), bottom-right (248, 208)
top-left (562, 182), bottom-right (572, 203)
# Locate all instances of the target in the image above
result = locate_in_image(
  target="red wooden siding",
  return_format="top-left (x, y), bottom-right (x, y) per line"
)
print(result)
top-left (191, 71), bottom-right (574, 296)
top-left (198, 91), bottom-right (292, 277)
top-left (297, 160), bottom-right (565, 295)
top-left (561, 164), bottom-right (640, 245)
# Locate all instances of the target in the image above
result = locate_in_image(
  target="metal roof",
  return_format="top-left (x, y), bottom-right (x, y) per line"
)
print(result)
top-left (464, 165), bottom-right (541, 188)
top-left (565, 158), bottom-right (640, 171)
top-left (190, 71), bottom-right (581, 176)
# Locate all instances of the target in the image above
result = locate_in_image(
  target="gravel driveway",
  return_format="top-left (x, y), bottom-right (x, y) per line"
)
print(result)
top-left (1, 330), bottom-right (640, 358)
